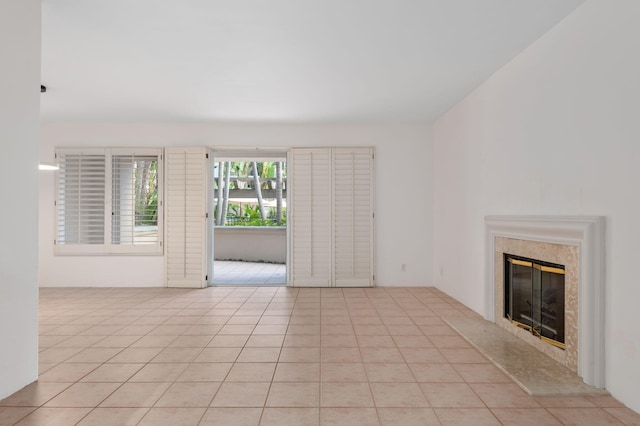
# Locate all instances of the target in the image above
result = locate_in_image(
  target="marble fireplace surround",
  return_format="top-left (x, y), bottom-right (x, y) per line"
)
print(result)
top-left (485, 215), bottom-right (606, 388)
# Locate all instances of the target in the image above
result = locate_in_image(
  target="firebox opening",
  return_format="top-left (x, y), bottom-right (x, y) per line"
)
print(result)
top-left (504, 254), bottom-right (566, 350)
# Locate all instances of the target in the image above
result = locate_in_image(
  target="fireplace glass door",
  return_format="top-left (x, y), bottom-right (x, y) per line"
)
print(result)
top-left (505, 255), bottom-right (565, 349)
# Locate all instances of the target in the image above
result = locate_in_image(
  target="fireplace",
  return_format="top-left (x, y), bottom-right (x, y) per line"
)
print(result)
top-left (485, 215), bottom-right (606, 389)
top-left (504, 254), bottom-right (565, 350)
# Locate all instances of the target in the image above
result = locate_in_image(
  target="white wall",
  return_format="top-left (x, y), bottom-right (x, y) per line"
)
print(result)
top-left (40, 123), bottom-right (433, 287)
top-left (214, 227), bottom-right (286, 264)
top-left (433, 0), bottom-right (640, 412)
top-left (0, 0), bottom-right (40, 399)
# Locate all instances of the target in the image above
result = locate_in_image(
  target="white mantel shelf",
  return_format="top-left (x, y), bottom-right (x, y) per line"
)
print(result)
top-left (484, 215), bottom-right (606, 389)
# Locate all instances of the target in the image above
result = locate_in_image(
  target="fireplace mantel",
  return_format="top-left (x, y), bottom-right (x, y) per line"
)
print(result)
top-left (485, 215), bottom-right (606, 388)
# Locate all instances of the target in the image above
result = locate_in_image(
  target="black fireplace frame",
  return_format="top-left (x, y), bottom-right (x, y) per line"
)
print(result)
top-left (504, 253), bottom-right (566, 350)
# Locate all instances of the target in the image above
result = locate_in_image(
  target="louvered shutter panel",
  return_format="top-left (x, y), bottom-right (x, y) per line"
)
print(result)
top-left (111, 149), bottom-right (162, 254)
top-left (56, 150), bottom-right (107, 253)
top-left (333, 148), bottom-right (374, 287)
top-left (165, 147), bottom-right (207, 288)
top-left (290, 148), bottom-right (332, 287)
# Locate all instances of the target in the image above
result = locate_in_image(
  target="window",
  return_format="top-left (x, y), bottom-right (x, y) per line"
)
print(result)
top-left (55, 148), bottom-right (163, 255)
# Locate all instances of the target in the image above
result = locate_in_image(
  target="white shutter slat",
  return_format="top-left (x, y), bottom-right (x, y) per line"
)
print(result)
top-left (333, 148), bottom-right (374, 287)
top-left (165, 147), bottom-right (207, 288)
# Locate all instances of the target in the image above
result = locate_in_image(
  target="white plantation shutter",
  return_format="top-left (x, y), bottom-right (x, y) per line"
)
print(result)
top-left (333, 148), bottom-right (374, 287)
top-left (55, 148), bottom-right (163, 255)
top-left (110, 149), bottom-right (162, 254)
top-left (290, 147), bottom-right (374, 288)
top-left (56, 150), bottom-right (107, 251)
top-left (290, 148), bottom-right (332, 287)
top-left (165, 147), bottom-right (208, 288)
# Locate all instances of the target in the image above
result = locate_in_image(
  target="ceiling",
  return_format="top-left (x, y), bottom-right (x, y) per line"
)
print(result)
top-left (41, 0), bottom-right (584, 123)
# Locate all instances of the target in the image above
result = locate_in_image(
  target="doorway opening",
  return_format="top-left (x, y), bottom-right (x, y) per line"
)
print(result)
top-left (208, 149), bottom-right (288, 286)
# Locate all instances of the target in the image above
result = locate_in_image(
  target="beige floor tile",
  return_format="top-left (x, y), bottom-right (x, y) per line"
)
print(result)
top-left (364, 363), bottom-right (415, 382)
top-left (38, 363), bottom-right (100, 382)
top-left (245, 335), bottom-right (285, 347)
top-left (14, 407), bottom-right (92, 426)
top-left (128, 363), bottom-right (188, 382)
top-left (439, 348), bottom-right (489, 364)
top-left (184, 324), bottom-right (223, 335)
top-left (65, 347), bottom-right (123, 363)
top-left (392, 335), bottom-right (434, 348)
top-left (0, 382), bottom-right (72, 407)
top-left (355, 335), bottom-right (395, 348)
top-left (321, 363), bottom-right (368, 382)
top-left (469, 383), bottom-right (540, 408)
top-left (199, 407), bottom-right (263, 426)
top-left (261, 407), bottom-right (319, 426)
top-left (385, 325), bottom-right (423, 336)
top-left (370, 383), bottom-right (428, 408)
top-left (429, 335), bottom-right (473, 349)
top-left (605, 407), bottom-right (640, 425)
top-left (76, 407), bottom-right (149, 426)
top-left (284, 334), bottom-right (321, 348)
top-left (279, 347), bottom-right (320, 363)
top-left (195, 347), bottom-right (242, 362)
top-left (150, 347), bottom-right (202, 363)
top-left (274, 363), bottom-right (320, 382)
top-left (207, 335), bottom-right (250, 347)
top-left (155, 382), bottom-right (221, 407)
top-left (399, 348), bottom-right (447, 364)
top-left (38, 347), bottom-right (84, 364)
top-left (321, 348), bottom-right (362, 363)
top-left (44, 383), bottom-right (120, 407)
top-left (320, 407), bottom-right (379, 426)
top-left (547, 407), bottom-right (624, 425)
top-left (227, 315), bottom-right (261, 325)
top-left (91, 335), bottom-right (141, 348)
top-left (452, 363), bottom-right (511, 383)
top-left (169, 335), bottom-right (214, 348)
top-left (409, 363), bottom-right (464, 383)
top-left (351, 316), bottom-right (383, 326)
top-left (420, 383), bottom-right (485, 408)
top-left (258, 316), bottom-right (290, 325)
top-left (176, 363), bottom-right (233, 382)
top-left (211, 382), bottom-right (270, 407)
top-left (534, 396), bottom-right (597, 408)
top-left (377, 407), bottom-right (440, 425)
top-left (321, 383), bottom-right (374, 407)
top-left (434, 408), bottom-right (501, 426)
top-left (237, 347), bottom-right (281, 363)
top-left (0, 407), bottom-right (36, 425)
top-left (218, 324), bottom-right (257, 335)
top-left (52, 335), bottom-right (105, 348)
top-left (129, 335), bottom-right (177, 348)
top-left (227, 363), bottom-right (276, 382)
top-left (361, 348), bottom-right (404, 363)
top-left (100, 382), bottom-right (170, 407)
top-left (80, 363), bottom-right (143, 383)
top-left (491, 408), bottom-right (563, 425)
top-left (266, 382), bottom-right (320, 407)
top-left (321, 325), bottom-right (355, 336)
top-left (107, 347), bottom-right (163, 363)
top-left (420, 325), bottom-right (459, 336)
top-left (137, 407), bottom-right (206, 426)
top-left (587, 396), bottom-right (627, 408)
top-left (321, 335), bottom-right (359, 348)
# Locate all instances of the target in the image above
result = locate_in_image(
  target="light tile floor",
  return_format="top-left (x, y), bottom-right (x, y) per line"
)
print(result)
top-left (1, 287), bottom-right (638, 425)
top-left (212, 261), bottom-right (286, 285)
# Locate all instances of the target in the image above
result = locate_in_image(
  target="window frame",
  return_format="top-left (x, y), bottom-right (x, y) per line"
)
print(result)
top-left (54, 147), bottom-right (164, 255)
